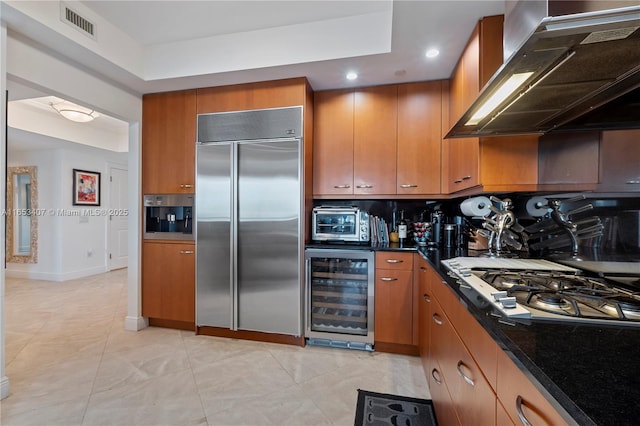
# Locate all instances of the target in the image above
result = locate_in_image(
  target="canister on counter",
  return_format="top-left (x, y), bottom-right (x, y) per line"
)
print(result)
top-left (444, 224), bottom-right (456, 248)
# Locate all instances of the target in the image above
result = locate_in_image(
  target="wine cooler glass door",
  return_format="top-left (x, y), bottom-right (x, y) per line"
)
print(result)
top-left (305, 249), bottom-right (374, 345)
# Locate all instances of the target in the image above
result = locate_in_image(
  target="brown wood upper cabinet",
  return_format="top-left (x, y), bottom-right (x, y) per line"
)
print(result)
top-left (397, 81), bottom-right (443, 195)
top-left (142, 90), bottom-right (197, 194)
top-left (598, 129), bottom-right (640, 192)
top-left (314, 82), bottom-right (443, 197)
top-left (538, 131), bottom-right (600, 191)
top-left (444, 14), bottom-right (539, 195)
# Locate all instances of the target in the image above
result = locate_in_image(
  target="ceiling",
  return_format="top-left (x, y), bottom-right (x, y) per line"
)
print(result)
top-left (3, 0), bottom-right (505, 150)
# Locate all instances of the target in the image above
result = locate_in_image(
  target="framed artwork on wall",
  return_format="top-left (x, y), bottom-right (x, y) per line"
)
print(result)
top-left (72, 169), bottom-right (101, 206)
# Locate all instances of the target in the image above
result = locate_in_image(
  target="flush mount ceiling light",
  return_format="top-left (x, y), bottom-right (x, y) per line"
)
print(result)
top-left (50, 101), bottom-right (99, 123)
top-left (346, 71), bottom-right (358, 81)
top-left (425, 48), bottom-right (440, 58)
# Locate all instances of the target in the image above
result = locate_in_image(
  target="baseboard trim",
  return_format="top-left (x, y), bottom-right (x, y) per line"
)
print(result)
top-left (148, 318), bottom-right (195, 331)
top-left (1, 375), bottom-right (10, 400)
top-left (374, 341), bottom-right (420, 356)
top-left (5, 266), bottom-right (108, 282)
top-left (124, 315), bottom-right (148, 331)
top-left (197, 326), bottom-right (305, 347)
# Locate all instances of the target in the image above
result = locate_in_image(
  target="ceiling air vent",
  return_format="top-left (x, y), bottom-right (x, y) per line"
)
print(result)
top-left (60, 2), bottom-right (96, 40)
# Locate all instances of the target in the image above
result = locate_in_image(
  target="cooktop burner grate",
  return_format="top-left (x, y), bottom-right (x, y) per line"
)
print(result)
top-left (442, 257), bottom-right (640, 326)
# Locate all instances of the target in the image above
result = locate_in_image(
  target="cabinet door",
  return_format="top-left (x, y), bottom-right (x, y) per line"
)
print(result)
top-left (397, 82), bottom-right (442, 195)
top-left (448, 138), bottom-right (479, 192)
top-left (142, 241), bottom-right (195, 323)
top-left (142, 90), bottom-right (196, 194)
top-left (497, 349), bottom-right (569, 426)
top-left (417, 258), bottom-right (433, 376)
top-left (313, 90), bottom-right (355, 195)
top-left (374, 268), bottom-right (413, 345)
top-left (599, 129), bottom-right (640, 191)
top-left (354, 85), bottom-right (398, 195)
top-left (539, 131), bottom-right (599, 185)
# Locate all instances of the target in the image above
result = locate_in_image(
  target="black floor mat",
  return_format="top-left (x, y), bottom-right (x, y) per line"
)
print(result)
top-left (354, 389), bottom-right (438, 426)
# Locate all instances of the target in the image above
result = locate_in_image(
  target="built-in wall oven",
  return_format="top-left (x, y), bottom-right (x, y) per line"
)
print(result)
top-left (305, 248), bottom-right (374, 350)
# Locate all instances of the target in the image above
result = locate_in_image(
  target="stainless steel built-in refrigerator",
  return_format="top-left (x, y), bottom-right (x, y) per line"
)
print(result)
top-left (196, 107), bottom-right (303, 336)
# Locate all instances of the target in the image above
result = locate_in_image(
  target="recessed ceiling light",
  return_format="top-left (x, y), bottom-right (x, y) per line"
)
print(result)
top-left (425, 49), bottom-right (440, 59)
top-left (346, 72), bottom-right (358, 81)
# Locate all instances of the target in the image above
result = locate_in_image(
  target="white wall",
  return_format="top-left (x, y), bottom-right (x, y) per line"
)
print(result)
top-left (6, 138), bottom-right (127, 281)
top-left (1, 12), bottom-right (145, 400)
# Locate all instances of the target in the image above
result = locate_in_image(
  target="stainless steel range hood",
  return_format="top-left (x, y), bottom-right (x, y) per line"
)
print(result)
top-left (446, 4), bottom-right (640, 138)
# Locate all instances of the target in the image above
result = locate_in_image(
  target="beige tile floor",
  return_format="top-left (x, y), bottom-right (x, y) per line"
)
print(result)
top-left (0, 269), bottom-right (430, 425)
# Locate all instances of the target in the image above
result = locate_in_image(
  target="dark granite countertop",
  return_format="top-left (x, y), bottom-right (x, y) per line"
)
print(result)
top-left (417, 248), bottom-right (640, 426)
top-left (305, 242), bottom-right (640, 424)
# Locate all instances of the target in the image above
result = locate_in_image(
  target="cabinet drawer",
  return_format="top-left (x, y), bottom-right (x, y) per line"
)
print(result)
top-left (497, 349), bottom-right (569, 426)
top-left (429, 362), bottom-right (461, 426)
top-left (375, 251), bottom-right (414, 270)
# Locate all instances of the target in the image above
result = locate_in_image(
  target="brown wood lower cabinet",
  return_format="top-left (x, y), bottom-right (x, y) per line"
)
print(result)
top-left (496, 349), bottom-right (569, 426)
top-left (429, 362), bottom-right (461, 426)
top-left (420, 258), bottom-right (571, 426)
top-left (430, 288), bottom-right (496, 426)
top-left (374, 251), bottom-right (417, 354)
top-left (142, 241), bottom-right (195, 328)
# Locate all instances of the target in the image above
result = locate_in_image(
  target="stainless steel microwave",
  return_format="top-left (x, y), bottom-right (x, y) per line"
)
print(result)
top-left (312, 206), bottom-right (370, 243)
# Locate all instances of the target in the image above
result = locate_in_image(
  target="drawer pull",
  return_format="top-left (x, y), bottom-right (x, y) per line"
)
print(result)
top-left (180, 184), bottom-right (193, 188)
top-left (399, 184), bottom-right (418, 188)
top-left (462, 175), bottom-right (472, 180)
top-left (456, 361), bottom-right (475, 387)
top-left (420, 267), bottom-right (427, 272)
top-left (515, 396), bottom-right (533, 426)
top-left (333, 184), bottom-right (351, 189)
top-left (385, 259), bottom-right (404, 264)
top-left (356, 184), bottom-right (373, 189)
top-left (626, 180), bottom-right (640, 184)
top-left (380, 277), bottom-right (398, 282)
top-left (454, 179), bottom-right (463, 184)
top-left (431, 368), bottom-right (442, 385)
top-left (432, 313), bottom-right (443, 325)
top-left (179, 250), bottom-right (194, 254)
top-left (423, 293), bottom-right (431, 303)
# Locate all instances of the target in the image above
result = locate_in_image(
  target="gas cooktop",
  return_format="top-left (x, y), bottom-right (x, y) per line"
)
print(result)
top-left (441, 257), bottom-right (640, 327)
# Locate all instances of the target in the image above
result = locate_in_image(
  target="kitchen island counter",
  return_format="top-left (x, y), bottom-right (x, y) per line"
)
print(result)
top-left (419, 248), bottom-right (640, 426)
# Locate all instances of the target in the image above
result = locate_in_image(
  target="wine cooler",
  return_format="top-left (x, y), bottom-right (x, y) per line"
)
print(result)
top-left (305, 249), bottom-right (374, 350)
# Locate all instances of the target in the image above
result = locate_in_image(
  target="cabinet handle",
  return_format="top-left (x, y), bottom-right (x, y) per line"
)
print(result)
top-left (431, 368), bottom-right (442, 385)
top-left (626, 180), bottom-right (640, 184)
top-left (420, 267), bottom-right (427, 272)
top-left (423, 293), bottom-right (431, 303)
top-left (380, 277), bottom-right (398, 282)
top-left (462, 175), bottom-right (472, 180)
top-left (456, 361), bottom-right (475, 387)
top-left (432, 313), bottom-right (443, 325)
top-left (333, 184), bottom-right (351, 188)
top-left (515, 396), bottom-right (533, 426)
top-left (179, 250), bottom-right (194, 254)
top-left (385, 259), bottom-right (403, 264)
top-left (180, 184), bottom-right (193, 188)
top-left (399, 184), bottom-right (418, 188)
top-left (356, 184), bottom-right (373, 189)
top-left (454, 179), bottom-right (463, 183)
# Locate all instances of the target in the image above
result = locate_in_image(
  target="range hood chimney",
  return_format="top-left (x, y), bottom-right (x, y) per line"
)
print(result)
top-left (446, 1), bottom-right (640, 138)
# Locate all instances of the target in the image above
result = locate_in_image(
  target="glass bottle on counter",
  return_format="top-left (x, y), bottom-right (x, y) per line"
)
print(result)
top-left (397, 210), bottom-right (408, 243)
